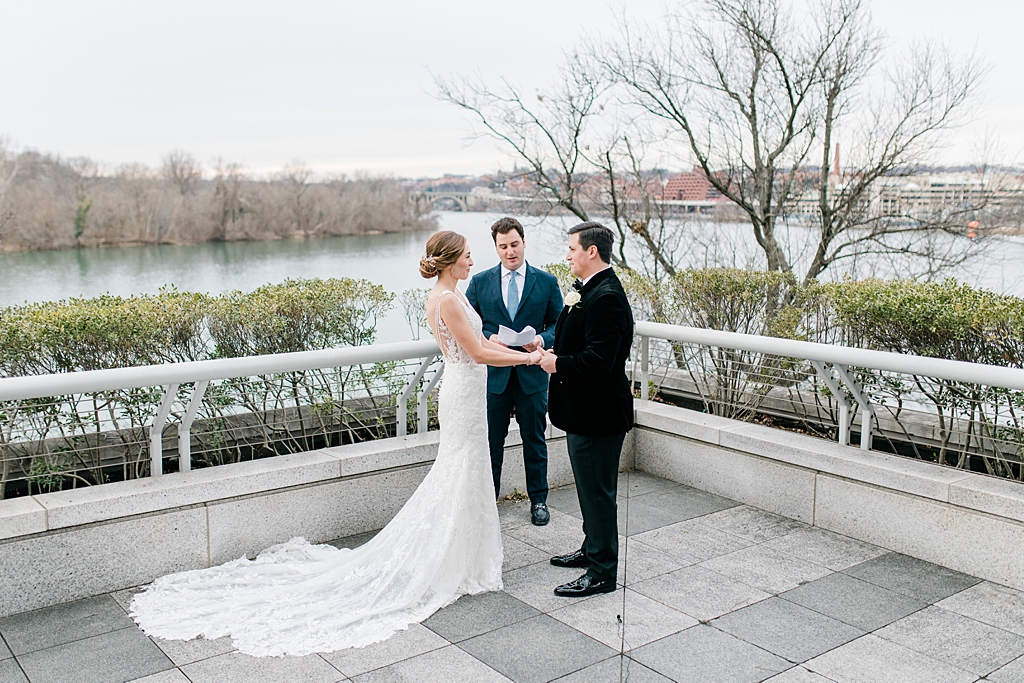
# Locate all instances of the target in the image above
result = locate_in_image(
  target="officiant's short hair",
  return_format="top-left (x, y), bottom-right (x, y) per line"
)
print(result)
top-left (490, 217), bottom-right (525, 242)
top-left (568, 222), bottom-right (614, 264)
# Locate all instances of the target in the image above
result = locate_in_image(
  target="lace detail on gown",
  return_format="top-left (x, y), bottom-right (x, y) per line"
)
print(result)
top-left (130, 289), bottom-right (502, 657)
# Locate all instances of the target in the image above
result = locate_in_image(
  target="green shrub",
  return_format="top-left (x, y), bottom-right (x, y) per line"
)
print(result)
top-left (209, 278), bottom-right (393, 357)
top-left (0, 288), bottom-right (211, 377)
top-left (812, 278), bottom-right (1024, 367)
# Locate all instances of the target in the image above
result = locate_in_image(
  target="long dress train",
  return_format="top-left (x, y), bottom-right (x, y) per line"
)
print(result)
top-left (130, 289), bottom-right (502, 657)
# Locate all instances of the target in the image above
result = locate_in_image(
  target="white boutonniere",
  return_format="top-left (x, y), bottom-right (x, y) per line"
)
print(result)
top-left (564, 291), bottom-right (582, 308)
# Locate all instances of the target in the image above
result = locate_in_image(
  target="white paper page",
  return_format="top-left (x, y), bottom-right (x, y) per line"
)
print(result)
top-left (497, 325), bottom-right (537, 346)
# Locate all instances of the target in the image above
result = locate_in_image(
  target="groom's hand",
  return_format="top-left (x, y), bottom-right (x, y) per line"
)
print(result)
top-left (522, 335), bottom-right (544, 352)
top-left (488, 334), bottom-right (509, 348)
top-left (539, 350), bottom-right (558, 374)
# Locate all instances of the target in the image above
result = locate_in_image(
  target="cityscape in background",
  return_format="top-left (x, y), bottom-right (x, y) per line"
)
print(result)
top-left (403, 162), bottom-right (1024, 231)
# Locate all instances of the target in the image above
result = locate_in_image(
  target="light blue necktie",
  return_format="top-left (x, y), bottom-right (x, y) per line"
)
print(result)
top-left (507, 271), bottom-right (519, 319)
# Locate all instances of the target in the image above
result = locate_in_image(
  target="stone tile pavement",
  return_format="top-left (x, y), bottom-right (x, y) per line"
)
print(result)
top-left (3, 471), bottom-right (1024, 682)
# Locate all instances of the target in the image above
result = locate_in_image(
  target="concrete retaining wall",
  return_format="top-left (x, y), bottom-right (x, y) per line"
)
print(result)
top-left (634, 401), bottom-right (1024, 591)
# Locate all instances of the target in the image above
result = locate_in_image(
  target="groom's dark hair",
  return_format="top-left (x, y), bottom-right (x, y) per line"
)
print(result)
top-left (568, 222), bottom-right (614, 264)
top-left (491, 217), bottom-right (525, 242)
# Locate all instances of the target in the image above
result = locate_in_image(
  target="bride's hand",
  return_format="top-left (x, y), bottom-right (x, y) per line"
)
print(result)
top-left (527, 350), bottom-right (543, 366)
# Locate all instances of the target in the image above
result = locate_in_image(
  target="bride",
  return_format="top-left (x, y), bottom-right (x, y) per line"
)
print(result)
top-left (130, 230), bottom-right (543, 657)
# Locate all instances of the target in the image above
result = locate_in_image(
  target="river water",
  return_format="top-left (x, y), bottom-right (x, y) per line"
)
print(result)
top-left (2, 211), bottom-right (1023, 343)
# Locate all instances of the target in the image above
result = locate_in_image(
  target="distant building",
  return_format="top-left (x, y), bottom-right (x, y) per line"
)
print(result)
top-left (662, 166), bottom-right (724, 202)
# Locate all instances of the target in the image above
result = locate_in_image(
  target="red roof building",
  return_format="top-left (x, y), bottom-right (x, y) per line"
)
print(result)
top-left (663, 166), bottom-right (723, 201)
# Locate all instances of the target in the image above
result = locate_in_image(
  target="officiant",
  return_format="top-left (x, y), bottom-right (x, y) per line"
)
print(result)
top-left (466, 217), bottom-right (565, 526)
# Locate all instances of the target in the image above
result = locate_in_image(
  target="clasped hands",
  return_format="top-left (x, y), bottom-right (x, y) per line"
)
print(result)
top-left (490, 334), bottom-right (558, 374)
top-left (526, 347), bottom-right (557, 374)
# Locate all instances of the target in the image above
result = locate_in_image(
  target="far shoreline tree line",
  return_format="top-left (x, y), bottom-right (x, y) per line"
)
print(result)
top-left (0, 147), bottom-right (438, 252)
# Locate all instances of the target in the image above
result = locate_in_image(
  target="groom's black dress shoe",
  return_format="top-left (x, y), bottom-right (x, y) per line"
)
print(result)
top-left (531, 503), bottom-right (550, 526)
top-left (554, 573), bottom-right (616, 598)
top-left (550, 549), bottom-right (590, 568)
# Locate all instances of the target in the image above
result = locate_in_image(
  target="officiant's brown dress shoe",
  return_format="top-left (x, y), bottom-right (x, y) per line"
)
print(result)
top-left (550, 549), bottom-right (590, 568)
top-left (554, 573), bottom-right (616, 597)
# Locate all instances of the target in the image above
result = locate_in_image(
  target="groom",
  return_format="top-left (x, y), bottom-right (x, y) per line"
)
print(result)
top-left (466, 217), bottom-right (564, 526)
top-left (539, 221), bottom-right (634, 597)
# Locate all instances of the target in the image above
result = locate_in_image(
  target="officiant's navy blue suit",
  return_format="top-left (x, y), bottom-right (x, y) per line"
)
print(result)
top-left (466, 263), bottom-right (564, 504)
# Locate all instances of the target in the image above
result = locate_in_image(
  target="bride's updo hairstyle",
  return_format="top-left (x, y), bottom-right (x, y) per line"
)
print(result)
top-left (419, 230), bottom-right (467, 279)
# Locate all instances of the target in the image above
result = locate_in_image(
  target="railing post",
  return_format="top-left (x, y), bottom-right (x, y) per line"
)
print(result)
top-left (833, 364), bottom-right (874, 451)
top-left (176, 380), bottom-right (208, 473)
top-left (149, 384), bottom-right (178, 477)
top-left (397, 356), bottom-right (435, 437)
top-left (418, 365), bottom-right (445, 434)
top-left (640, 335), bottom-right (650, 401)
top-left (811, 361), bottom-right (853, 447)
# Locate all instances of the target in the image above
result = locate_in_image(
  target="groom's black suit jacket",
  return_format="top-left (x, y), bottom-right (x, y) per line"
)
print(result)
top-left (548, 268), bottom-right (634, 436)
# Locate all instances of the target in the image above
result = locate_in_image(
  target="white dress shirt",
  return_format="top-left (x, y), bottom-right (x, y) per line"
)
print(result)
top-left (501, 263), bottom-right (528, 307)
top-left (580, 265), bottom-right (612, 287)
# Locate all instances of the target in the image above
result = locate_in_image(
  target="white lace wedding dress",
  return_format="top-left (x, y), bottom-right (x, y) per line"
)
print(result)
top-left (130, 289), bottom-right (503, 657)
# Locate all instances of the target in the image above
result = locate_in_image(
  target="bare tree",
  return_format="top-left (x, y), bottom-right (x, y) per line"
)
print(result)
top-left (604, 0), bottom-right (985, 284)
top-left (162, 150), bottom-right (203, 196)
top-left (435, 57), bottom-right (604, 225)
top-left (66, 156), bottom-right (99, 245)
top-left (0, 139), bottom-right (18, 244)
top-left (211, 159), bottom-right (246, 242)
top-left (436, 55), bottom-right (683, 275)
top-left (276, 161), bottom-right (315, 237)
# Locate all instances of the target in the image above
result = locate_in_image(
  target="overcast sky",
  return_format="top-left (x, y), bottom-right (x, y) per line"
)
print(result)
top-left (0, 0), bottom-right (1020, 177)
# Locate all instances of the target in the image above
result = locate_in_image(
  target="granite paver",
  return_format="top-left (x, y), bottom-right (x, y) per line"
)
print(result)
top-left (632, 564), bottom-right (772, 621)
top-left (700, 505), bottom-right (809, 543)
top-left (803, 633), bottom-right (978, 683)
top-left (548, 588), bottom-right (697, 651)
top-left (989, 655), bottom-right (1024, 683)
top-left (631, 624), bottom-right (790, 682)
top-left (0, 659), bottom-right (28, 683)
top-left (319, 624), bottom-right (447, 678)
top-left (0, 595), bottom-right (133, 656)
top-left (15, 627), bottom-right (172, 683)
top-left (844, 552), bottom-right (981, 603)
top-left (126, 671), bottom-right (192, 683)
top-left (875, 605), bottom-right (1024, 676)
top-left (937, 581), bottom-right (1024, 637)
top-left (711, 597), bottom-right (864, 663)
top-left (552, 655), bottom-right (672, 682)
top-left (699, 544), bottom-right (832, 594)
top-left (423, 592), bottom-right (539, 642)
top-left (458, 614), bottom-right (615, 683)
top-left (780, 572), bottom-right (928, 631)
top-left (150, 635), bottom-right (236, 667)
top-left (179, 651), bottom-right (345, 683)
top-left (761, 526), bottom-right (886, 571)
top-left (352, 645), bottom-right (509, 683)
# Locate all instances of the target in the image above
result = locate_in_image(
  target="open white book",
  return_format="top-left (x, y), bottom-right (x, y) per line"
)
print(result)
top-left (497, 324), bottom-right (537, 347)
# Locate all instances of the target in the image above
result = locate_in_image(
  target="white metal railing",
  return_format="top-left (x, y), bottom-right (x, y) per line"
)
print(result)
top-left (635, 321), bottom-right (1024, 452)
top-left (6, 319), bottom-right (1024, 489)
top-left (0, 340), bottom-right (442, 478)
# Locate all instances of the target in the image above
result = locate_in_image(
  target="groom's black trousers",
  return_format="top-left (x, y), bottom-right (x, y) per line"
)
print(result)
top-left (567, 430), bottom-right (626, 582)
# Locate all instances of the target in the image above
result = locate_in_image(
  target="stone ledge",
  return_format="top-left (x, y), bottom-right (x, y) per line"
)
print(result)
top-left (0, 422), bottom-right (569, 543)
top-left (949, 474), bottom-right (1024, 523)
top-left (635, 401), bottom-right (1024, 526)
top-left (0, 431), bottom-right (442, 541)
top-left (0, 496), bottom-right (47, 539)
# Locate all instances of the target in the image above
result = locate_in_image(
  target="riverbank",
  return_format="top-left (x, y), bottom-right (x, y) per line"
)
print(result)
top-left (0, 227), bottom-right (396, 253)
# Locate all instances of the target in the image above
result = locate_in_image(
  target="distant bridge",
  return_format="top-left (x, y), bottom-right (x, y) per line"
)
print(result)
top-left (409, 190), bottom-right (728, 216)
top-left (409, 191), bottom-right (476, 212)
